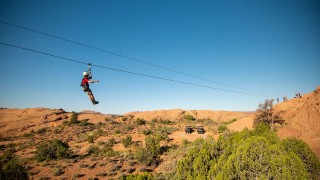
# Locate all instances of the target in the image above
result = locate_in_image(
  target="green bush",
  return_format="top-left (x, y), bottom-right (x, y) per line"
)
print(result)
top-left (0, 151), bottom-right (28, 180)
top-left (35, 139), bottom-right (73, 161)
top-left (217, 124), bottom-right (228, 133)
top-left (119, 172), bottom-right (154, 180)
top-left (281, 138), bottom-right (320, 179)
top-left (183, 114), bottom-right (195, 121)
top-left (87, 145), bottom-right (100, 156)
top-left (87, 135), bottom-right (94, 143)
top-left (23, 130), bottom-right (35, 137)
top-left (136, 118), bottom-right (146, 125)
top-left (122, 135), bottom-right (133, 148)
top-left (69, 112), bottom-right (79, 125)
top-left (141, 129), bottom-right (153, 136)
top-left (159, 119), bottom-right (174, 125)
top-left (174, 124), bottom-right (316, 179)
top-left (87, 144), bottom-right (118, 158)
top-left (135, 146), bottom-right (149, 164)
top-left (107, 138), bottom-right (116, 147)
top-left (52, 166), bottom-right (63, 176)
top-left (145, 135), bottom-right (160, 159)
top-left (223, 118), bottom-right (237, 125)
top-left (36, 127), bottom-right (49, 134)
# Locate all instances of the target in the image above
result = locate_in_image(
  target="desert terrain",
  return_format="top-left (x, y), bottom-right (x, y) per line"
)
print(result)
top-left (0, 86), bottom-right (319, 179)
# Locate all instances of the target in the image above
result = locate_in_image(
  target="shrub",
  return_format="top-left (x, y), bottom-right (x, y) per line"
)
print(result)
top-left (79, 119), bottom-right (94, 126)
top-left (119, 172), bottom-right (154, 180)
top-left (136, 118), bottom-right (146, 125)
top-left (183, 114), bottom-right (195, 121)
top-left (52, 166), bottom-right (63, 176)
top-left (145, 135), bottom-right (160, 159)
top-left (122, 135), bottom-right (133, 148)
top-left (281, 138), bottom-right (320, 179)
top-left (35, 139), bottom-right (72, 161)
top-left (0, 151), bottom-right (28, 180)
top-left (88, 144), bottom-right (118, 158)
top-left (107, 138), bottom-right (116, 147)
top-left (182, 139), bottom-right (191, 147)
top-left (115, 129), bottom-right (121, 134)
top-left (36, 127), bottom-right (49, 134)
top-left (69, 112), bottom-right (79, 125)
top-left (159, 119), bottom-right (174, 125)
top-left (23, 130), bottom-right (35, 137)
top-left (254, 99), bottom-right (284, 129)
top-left (174, 124), bottom-right (315, 179)
top-left (87, 135), bottom-right (94, 143)
top-left (87, 145), bottom-right (100, 156)
top-left (135, 147), bottom-right (149, 164)
top-left (142, 129), bottom-right (153, 136)
top-left (217, 124), bottom-right (227, 133)
top-left (223, 118), bottom-right (237, 125)
top-left (122, 117), bottom-right (128, 121)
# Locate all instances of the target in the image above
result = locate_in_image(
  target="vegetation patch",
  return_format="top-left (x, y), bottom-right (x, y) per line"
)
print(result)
top-left (122, 135), bottom-right (133, 148)
top-left (35, 139), bottom-right (73, 161)
top-left (0, 151), bottom-right (28, 180)
top-left (183, 114), bottom-right (195, 121)
top-left (217, 124), bottom-right (228, 133)
top-left (172, 124), bottom-right (320, 179)
top-left (136, 118), bottom-right (146, 125)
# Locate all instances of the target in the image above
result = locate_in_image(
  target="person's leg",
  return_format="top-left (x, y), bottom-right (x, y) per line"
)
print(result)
top-left (88, 90), bottom-right (98, 104)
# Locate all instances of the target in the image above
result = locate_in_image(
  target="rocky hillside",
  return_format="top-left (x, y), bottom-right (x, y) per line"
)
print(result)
top-left (274, 86), bottom-right (320, 157)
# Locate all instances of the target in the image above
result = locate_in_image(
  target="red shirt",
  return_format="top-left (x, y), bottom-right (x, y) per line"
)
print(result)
top-left (81, 77), bottom-right (89, 87)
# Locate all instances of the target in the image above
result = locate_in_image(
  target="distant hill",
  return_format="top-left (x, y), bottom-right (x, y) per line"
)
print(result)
top-left (125, 109), bottom-right (254, 123)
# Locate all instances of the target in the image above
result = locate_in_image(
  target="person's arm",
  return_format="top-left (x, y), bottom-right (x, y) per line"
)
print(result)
top-left (88, 80), bottom-right (99, 83)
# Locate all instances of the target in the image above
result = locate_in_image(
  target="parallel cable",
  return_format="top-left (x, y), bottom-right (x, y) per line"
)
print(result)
top-left (0, 41), bottom-right (267, 97)
top-left (0, 20), bottom-right (259, 93)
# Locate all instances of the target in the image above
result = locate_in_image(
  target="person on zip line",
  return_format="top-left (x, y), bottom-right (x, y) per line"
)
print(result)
top-left (80, 64), bottom-right (99, 105)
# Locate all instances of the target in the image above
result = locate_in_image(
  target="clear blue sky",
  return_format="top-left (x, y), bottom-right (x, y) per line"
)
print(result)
top-left (0, 0), bottom-right (319, 114)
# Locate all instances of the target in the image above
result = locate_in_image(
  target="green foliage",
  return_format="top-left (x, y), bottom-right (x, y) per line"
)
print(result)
top-left (36, 127), bottom-right (49, 134)
top-left (119, 172), bottom-right (154, 180)
top-left (87, 144), bottom-right (118, 157)
top-left (78, 119), bottom-right (94, 126)
top-left (23, 130), bottom-right (35, 137)
top-left (174, 124), bottom-right (317, 179)
top-left (217, 124), bottom-right (228, 133)
top-left (136, 118), bottom-right (146, 125)
top-left (223, 118), bottom-right (237, 125)
top-left (0, 151), bottom-right (28, 180)
top-left (217, 137), bottom-right (307, 179)
top-left (87, 135), bottom-right (94, 143)
top-left (141, 129), bottom-right (153, 136)
top-left (145, 135), bottom-right (160, 159)
top-left (281, 138), bottom-right (320, 179)
top-left (182, 139), bottom-right (191, 147)
top-left (108, 138), bottom-right (116, 147)
top-left (52, 166), bottom-right (63, 176)
top-left (69, 112), bottom-right (79, 125)
top-left (183, 114), bottom-right (195, 121)
top-left (135, 146), bottom-right (150, 165)
top-left (122, 135), bottom-right (133, 148)
top-left (35, 139), bottom-right (73, 161)
top-left (115, 129), bottom-right (121, 134)
top-left (159, 119), bottom-right (174, 125)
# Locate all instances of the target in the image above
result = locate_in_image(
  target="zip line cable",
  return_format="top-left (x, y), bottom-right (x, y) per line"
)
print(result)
top-left (0, 20), bottom-right (260, 94)
top-left (0, 41), bottom-right (267, 97)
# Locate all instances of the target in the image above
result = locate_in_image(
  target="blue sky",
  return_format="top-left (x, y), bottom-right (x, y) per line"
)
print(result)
top-left (0, 0), bottom-right (319, 114)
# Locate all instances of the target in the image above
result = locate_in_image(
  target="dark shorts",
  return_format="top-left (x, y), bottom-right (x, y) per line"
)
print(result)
top-left (81, 85), bottom-right (92, 95)
top-left (84, 88), bottom-right (92, 95)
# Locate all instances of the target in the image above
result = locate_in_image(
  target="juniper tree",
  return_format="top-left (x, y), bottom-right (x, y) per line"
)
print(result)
top-left (254, 99), bottom-right (284, 130)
